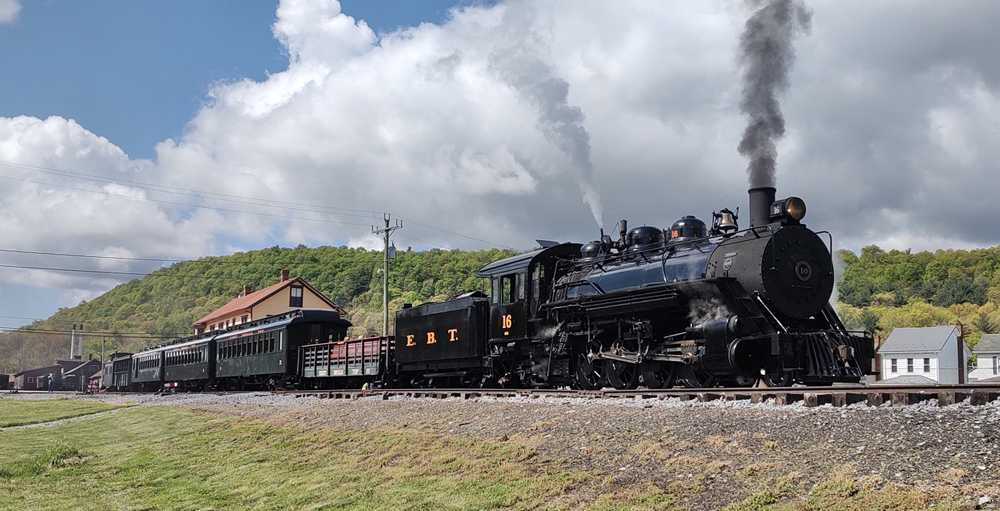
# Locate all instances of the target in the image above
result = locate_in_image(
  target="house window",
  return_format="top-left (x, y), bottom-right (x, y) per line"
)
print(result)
top-left (890, 359), bottom-right (897, 373)
top-left (290, 286), bottom-right (303, 307)
top-left (907, 358), bottom-right (913, 373)
top-left (923, 358), bottom-right (930, 373)
top-left (993, 356), bottom-right (998, 375)
top-left (242, 315), bottom-right (249, 324)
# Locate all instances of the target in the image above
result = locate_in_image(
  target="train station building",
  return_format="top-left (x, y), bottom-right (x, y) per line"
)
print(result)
top-left (191, 269), bottom-right (345, 335)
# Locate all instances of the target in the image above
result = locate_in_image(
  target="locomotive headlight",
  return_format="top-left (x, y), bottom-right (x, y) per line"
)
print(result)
top-left (785, 197), bottom-right (806, 221)
top-left (769, 197), bottom-right (807, 223)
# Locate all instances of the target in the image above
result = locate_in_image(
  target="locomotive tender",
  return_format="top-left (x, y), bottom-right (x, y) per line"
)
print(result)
top-left (107, 187), bottom-right (874, 392)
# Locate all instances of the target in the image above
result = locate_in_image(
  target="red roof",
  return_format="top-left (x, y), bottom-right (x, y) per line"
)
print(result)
top-left (193, 277), bottom-right (344, 328)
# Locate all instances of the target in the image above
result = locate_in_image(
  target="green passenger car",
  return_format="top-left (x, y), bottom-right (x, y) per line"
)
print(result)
top-left (215, 309), bottom-right (351, 388)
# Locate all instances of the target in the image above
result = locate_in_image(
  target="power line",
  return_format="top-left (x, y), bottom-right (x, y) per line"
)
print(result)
top-left (0, 158), bottom-right (514, 249)
top-left (0, 159), bottom-right (383, 220)
top-left (0, 327), bottom-right (183, 339)
top-left (0, 172), bottom-right (376, 228)
top-left (0, 248), bottom-right (294, 264)
top-left (0, 263), bottom-right (292, 281)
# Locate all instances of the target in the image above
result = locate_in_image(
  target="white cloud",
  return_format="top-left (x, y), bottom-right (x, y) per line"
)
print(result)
top-left (0, 0), bottom-right (20, 24)
top-left (3, 0), bottom-right (1000, 319)
top-left (0, 116), bottom-right (220, 291)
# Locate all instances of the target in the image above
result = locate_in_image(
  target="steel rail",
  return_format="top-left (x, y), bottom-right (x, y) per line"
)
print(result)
top-left (278, 384), bottom-right (1000, 408)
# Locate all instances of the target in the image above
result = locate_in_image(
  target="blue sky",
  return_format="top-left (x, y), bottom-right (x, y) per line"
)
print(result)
top-left (1, 0), bottom-right (999, 332)
top-left (0, 1), bottom-right (489, 160)
top-left (0, 0), bottom-right (495, 326)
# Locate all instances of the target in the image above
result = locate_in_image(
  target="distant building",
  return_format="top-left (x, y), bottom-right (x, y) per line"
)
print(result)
top-left (0, 374), bottom-right (9, 390)
top-left (61, 358), bottom-right (103, 391)
top-left (192, 269), bottom-right (345, 334)
top-left (876, 325), bottom-right (971, 384)
top-left (12, 365), bottom-right (62, 390)
top-left (971, 333), bottom-right (1000, 381)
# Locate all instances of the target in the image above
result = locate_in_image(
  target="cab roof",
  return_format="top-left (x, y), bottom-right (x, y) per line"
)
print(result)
top-left (477, 243), bottom-right (582, 278)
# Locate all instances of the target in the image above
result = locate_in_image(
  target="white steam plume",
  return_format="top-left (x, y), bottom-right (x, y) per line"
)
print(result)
top-left (488, 3), bottom-right (603, 228)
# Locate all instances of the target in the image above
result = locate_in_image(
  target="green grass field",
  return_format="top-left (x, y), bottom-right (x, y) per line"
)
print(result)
top-left (0, 398), bottom-right (128, 427)
top-left (0, 400), bottom-right (974, 510)
top-left (0, 402), bottom-right (589, 511)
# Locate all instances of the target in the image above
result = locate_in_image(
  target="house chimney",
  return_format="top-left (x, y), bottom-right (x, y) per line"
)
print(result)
top-left (280, 269), bottom-right (290, 282)
top-left (243, 285), bottom-right (252, 296)
top-left (957, 321), bottom-right (966, 384)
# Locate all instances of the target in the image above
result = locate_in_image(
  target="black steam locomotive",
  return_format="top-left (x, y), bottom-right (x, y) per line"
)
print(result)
top-left (393, 186), bottom-right (874, 390)
top-left (108, 187), bottom-right (873, 392)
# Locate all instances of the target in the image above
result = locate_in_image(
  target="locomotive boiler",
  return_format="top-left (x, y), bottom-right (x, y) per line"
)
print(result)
top-left (467, 186), bottom-right (874, 389)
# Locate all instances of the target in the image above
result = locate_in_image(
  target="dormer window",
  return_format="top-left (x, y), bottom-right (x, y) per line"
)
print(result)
top-left (290, 286), bottom-right (303, 307)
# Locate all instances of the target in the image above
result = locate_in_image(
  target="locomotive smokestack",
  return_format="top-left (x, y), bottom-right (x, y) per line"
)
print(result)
top-left (749, 186), bottom-right (776, 228)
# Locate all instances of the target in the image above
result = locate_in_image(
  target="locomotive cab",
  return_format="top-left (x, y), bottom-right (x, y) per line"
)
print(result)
top-left (477, 243), bottom-right (583, 343)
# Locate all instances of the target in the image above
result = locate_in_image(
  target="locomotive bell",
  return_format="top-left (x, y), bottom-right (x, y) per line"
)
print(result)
top-left (712, 208), bottom-right (739, 236)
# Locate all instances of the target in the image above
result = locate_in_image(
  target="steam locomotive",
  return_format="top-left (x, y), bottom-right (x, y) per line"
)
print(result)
top-left (397, 186), bottom-right (874, 390)
top-left (107, 187), bottom-right (874, 391)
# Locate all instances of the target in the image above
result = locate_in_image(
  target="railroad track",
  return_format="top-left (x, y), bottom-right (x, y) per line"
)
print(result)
top-left (280, 384), bottom-right (1000, 407)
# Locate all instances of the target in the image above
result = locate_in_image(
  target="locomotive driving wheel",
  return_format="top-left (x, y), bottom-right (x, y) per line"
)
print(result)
top-left (575, 352), bottom-right (607, 390)
top-left (639, 361), bottom-right (677, 389)
top-left (680, 366), bottom-right (717, 389)
top-left (607, 360), bottom-right (639, 390)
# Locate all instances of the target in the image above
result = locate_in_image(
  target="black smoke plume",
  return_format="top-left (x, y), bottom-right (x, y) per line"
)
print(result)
top-left (737, 0), bottom-right (812, 188)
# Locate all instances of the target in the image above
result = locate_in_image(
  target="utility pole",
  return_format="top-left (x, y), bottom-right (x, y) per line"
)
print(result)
top-left (373, 213), bottom-right (401, 337)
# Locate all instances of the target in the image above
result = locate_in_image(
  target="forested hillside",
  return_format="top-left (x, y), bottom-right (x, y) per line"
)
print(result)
top-left (4, 243), bottom-right (1000, 374)
top-left (0, 245), bottom-right (514, 373)
top-left (836, 245), bottom-right (1000, 347)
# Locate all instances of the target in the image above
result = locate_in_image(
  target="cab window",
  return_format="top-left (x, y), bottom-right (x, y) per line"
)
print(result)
top-left (501, 275), bottom-right (514, 304)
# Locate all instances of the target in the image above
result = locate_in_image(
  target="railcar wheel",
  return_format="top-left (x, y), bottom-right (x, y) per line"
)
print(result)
top-left (575, 354), bottom-right (606, 391)
top-left (640, 361), bottom-right (677, 389)
top-left (762, 368), bottom-right (792, 388)
top-left (721, 375), bottom-right (759, 388)
top-left (680, 367), bottom-right (717, 389)
top-left (607, 360), bottom-right (639, 390)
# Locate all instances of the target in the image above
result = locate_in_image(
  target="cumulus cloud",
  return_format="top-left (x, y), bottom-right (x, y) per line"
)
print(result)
top-left (0, 116), bottom-right (221, 293)
top-left (3, 0), bottom-right (1000, 317)
top-left (0, 0), bottom-right (20, 24)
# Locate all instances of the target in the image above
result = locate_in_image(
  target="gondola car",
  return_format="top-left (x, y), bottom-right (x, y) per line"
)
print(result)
top-left (300, 336), bottom-right (394, 388)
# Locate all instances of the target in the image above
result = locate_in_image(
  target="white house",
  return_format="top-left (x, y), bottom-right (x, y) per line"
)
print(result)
top-left (877, 325), bottom-right (971, 384)
top-left (971, 333), bottom-right (1000, 381)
